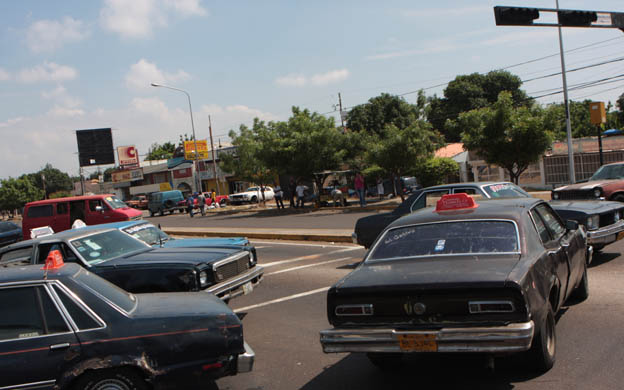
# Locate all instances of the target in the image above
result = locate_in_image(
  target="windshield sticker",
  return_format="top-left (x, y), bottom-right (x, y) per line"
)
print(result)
top-left (76, 246), bottom-right (86, 252)
top-left (434, 239), bottom-right (446, 252)
top-left (383, 228), bottom-right (417, 245)
top-left (89, 251), bottom-right (100, 258)
top-left (19, 332), bottom-right (39, 338)
top-left (83, 240), bottom-right (102, 251)
top-left (123, 224), bottom-right (150, 234)
top-left (487, 184), bottom-right (512, 193)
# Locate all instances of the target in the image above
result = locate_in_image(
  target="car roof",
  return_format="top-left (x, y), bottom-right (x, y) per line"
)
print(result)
top-left (0, 262), bottom-right (83, 284)
top-left (389, 197), bottom-right (542, 228)
top-left (25, 194), bottom-right (117, 206)
top-left (69, 220), bottom-right (146, 232)
top-left (2, 226), bottom-right (118, 250)
top-left (420, 181), bottom-right (514, 191)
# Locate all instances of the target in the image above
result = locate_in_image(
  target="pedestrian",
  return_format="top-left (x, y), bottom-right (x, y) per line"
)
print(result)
top-left (288, 177), bottom-right (297, 208)
top-left (377, 177), bottom-right (384, 201)
top-left (331, 183), bottom-right (344, 207)
top-left (296, 181), bottom-right (308, 208)
top-left (186, 195), bottom-right (194, 217)
top-left (197, 192), bottom-right (206, 216)
top-left (355, 172), bottom-right (366, 207)
top-left (274, 184), bottom-right (284, 209)
top-left (210, 189), bottom-right (217, 206)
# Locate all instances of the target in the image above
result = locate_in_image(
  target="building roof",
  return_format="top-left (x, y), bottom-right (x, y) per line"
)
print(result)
top-left (435, 143), bottom-right (465, 158)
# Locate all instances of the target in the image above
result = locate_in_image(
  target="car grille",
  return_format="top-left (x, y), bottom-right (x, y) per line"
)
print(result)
top-left (213, 253), bottom-right (250, 282)
top-left (554, 190), bottom-right (595, 200)
top-left (599, 211), bottom-right (622, 227)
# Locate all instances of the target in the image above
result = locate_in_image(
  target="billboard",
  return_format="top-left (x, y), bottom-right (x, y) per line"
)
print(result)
top-left (111, 168), bottom-right (144, 183)
top-left (76, 128), bottom-right (115, 167)
top-left (184, 140), bottom-right (209, 160)
top-left (117, 145), bottom-right (139, 168)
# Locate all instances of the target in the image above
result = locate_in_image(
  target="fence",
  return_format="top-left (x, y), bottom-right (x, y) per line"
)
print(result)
top-left (543, 151), bottom-right (624, 186)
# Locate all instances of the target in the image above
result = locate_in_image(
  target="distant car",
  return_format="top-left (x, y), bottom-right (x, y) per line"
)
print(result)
top-left (229, 186), bottom-right (275, 204)
top-left (0, 260), bottom-right (254, 390)
top-left (552, 161), bottom-right (624, 201)
top-left (178, 192), bottom-right (230, 212)
top-left (321, 195), bottom-right (589, 373)
top-left (0, 221), bottom-right (21, 247)
top-left (148, 190), bottom-right (185, 216)
top-left (125, 194), bottom-right (148, 209)
top-left (0, 227), bottom-right (264, 301)
top-left (353, 181), bottom-right (624, 252)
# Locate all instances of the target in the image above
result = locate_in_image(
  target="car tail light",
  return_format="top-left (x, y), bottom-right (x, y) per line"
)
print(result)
top-left (468, 300), bottom-right (515, 313)
top-left (335, 304), bottom-right (374, 316)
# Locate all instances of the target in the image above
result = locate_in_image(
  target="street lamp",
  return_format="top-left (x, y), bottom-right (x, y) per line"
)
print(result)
top-left (151, 82), bottom-right (201, 192)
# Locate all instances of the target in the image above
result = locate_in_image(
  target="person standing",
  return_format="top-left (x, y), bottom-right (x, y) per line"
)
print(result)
top-left (288, 177), bottom-right (297, 208)
top-left (186, 195), bottom-right (194, 217)
top-left (377, 177), bottom-right (384, 201)
top-left (274, 184), bottom-right (284, 209)
top-left (197, 192), bottom-right (206, 216)
top-left (296, 182), bottom-right (308, 208)
top-left (210, 189), bottom-right (217, 206)
top-left (355, 172), bottom-right (366, 207)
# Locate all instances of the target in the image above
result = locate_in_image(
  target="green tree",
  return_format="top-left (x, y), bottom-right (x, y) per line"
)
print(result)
top-left (24, 163), bottom-right (73, 198)
top-left (428, 70), bottom-right (529, 142)
top-left (459, 92), bottom-right (552, 184)
top-left (0, 176), bottom-right (44, 211)
top-left (365, 121), bottom-right (439, 200)
top-left (542, 100), bottom-right (599, 140)
top-left (346, 93), bottom-right (420, 137)
top-left (146, 142), bottom-right (176, 160)
top-left (416, 157), bottom-right (460, 187)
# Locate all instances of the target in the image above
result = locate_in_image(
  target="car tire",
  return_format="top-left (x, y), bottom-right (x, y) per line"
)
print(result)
top-left (529, 302), bottom-right (556, 373)
top-left (366, 352), bottom-right (403, 370)
top-left (220, 198), bottom-right (227, 206)
top-left (613, 194), bottom-right (624, 202)
top-left (572, 262), bottom-right (589, 301)
top-left (251, 196), bottom-right (258, 203)
top-left (159, 208), bottom-right (164, 217)
top-left (72, 368), bottom-right (148, 390)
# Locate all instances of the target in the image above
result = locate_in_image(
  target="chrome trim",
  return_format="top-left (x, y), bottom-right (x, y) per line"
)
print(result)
top-left (0, 380), bottom-right (56, 390)
top-left (212, 251), bottom-right (249, 269)
top-left (206, 266), bottom-right (264, 300)
top-left (351, 232), bottom-right (358, 245)
top-left (587, 245), bottom-right (594, 265)
top-left (320, 321), bottom-right (534, 354)
top-left (335, 304), bottom-right (374, 316)
top-left (237, 342), bottom-right (255, 373)
top-left (586, 219), bottom-right (624, 245)
top-left (468, 300), bottom-right (516, 314)
top-left (49, 281), bottom-right (107, 331)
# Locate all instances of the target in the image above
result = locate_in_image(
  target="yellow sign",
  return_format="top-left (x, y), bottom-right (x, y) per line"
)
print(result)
top-left (590, 102), bottom-right (606, 125)
top-left (159, 182), bottom-right (172, 191)
top-left (184, 140), bottom-right (209, 160)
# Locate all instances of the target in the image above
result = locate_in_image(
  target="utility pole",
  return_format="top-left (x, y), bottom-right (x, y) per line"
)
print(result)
top-left (338, 93), bottom-right (345, 132)
top-left (208, 115), bottom-right (221, 195)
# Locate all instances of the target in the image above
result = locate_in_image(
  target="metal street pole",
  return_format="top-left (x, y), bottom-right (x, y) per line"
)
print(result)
top-left (556, 0), bottom-right (576, 184)
top-left (208, 115), bottom-right (221, 195)
top-left (150, 83), bottom-right (201, 192)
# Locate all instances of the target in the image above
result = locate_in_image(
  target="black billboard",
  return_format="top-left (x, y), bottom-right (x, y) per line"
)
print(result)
top-left (76, 128), bottom-right (115, 167)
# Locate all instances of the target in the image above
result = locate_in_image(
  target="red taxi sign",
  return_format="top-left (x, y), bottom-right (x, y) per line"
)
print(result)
top-left (42, 249), bottom-right (65, 270)
top-left (435, 193), bottom-right (479, 212)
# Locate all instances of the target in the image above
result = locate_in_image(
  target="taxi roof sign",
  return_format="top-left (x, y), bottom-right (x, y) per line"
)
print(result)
top-left (436, 193), bottom-right (479, 212)
top-left (42, 249), bottom-right (65, 270)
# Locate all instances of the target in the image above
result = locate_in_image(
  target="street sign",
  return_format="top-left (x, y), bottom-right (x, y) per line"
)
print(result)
top-left (494, 6), bottom-right (624, 30)
top-left (117, 145), bottom-right (139, 168)
top-left (184, 140), bottom-right (209, 160)
top-left (590, 102), bottom-right (606, 125)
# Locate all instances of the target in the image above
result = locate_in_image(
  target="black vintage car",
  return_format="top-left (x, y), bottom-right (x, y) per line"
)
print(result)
top-left (0, 220), bottom-right (21, 247)
top-left (353, 181), bottom-right (624, 252)
top-left (321, 195), bottom-right (589, 372)
top-left (0, 260), bottom-right (254, 389)
top-left (0, 227), bottom-right (264, 300)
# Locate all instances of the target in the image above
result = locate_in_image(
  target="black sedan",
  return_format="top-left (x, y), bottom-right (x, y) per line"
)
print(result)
top-left (0, 227), bottom-right (263, 301)
top-left (0, 261), bottom-right (254, 390)
top-left (0, 221), bottom-right (21, 247)
top-left (321, 194), bottom-right (589, 372)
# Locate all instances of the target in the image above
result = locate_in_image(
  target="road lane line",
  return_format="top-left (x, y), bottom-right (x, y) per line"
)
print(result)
top-left (266, 257), bottom-right (356, 276)
top-left (250, 240), bottom-right (359, 249)
top-left (233, 286), bottom-right (330, 313)
top-left (262, 247), bottom-right (360, 268)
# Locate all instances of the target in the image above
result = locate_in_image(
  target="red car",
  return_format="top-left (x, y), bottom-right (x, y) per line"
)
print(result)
top-left (126, 195), bottom-right (148, 209)
top-left (178, 193), bottom-right (229, 211)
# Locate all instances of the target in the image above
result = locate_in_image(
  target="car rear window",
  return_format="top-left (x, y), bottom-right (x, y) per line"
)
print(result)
top-left (482, 183), bottom-right (529, 198)
top-left (74, 270), bottom-right (137, 313)
top-left (27, 205), bottom-right (53, 218)
top-left (369, 220), bottom-right (520, 260)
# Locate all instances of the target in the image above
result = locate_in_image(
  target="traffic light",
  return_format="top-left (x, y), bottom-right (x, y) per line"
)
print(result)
top-left (558, 10), bottom-right (598, 26)
top-left (494, 6), bottom-right (539, 26)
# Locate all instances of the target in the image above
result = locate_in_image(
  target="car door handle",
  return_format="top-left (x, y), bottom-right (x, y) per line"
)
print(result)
top-left (49, 343), bottom-right (70, 351)
top-left (547, 249), bottom-right (562, 256)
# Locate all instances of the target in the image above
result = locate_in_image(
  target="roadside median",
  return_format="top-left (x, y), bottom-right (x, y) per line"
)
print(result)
top-left (162, 226), bottom-right (355, 243)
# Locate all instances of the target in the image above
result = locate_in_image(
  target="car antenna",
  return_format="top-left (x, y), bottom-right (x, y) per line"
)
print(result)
top-left (158, 224), bottom-right (164, 247)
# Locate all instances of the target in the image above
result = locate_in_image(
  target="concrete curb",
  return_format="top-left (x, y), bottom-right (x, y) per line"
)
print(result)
top-left (162, 227), bottom-right (354, 243)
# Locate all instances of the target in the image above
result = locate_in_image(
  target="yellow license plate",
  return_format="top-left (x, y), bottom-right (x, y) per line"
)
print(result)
top-left (617, 231), bottom-right (624, 241)
top-left (397, 333), bottom-right (437, 352)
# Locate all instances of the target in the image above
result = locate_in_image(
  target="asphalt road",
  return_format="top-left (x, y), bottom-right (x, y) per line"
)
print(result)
top-left (215, 238), bottom-right (624, 390)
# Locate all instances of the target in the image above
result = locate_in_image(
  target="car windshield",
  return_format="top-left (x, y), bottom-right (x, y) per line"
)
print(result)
top-left (590, 164), bottom-right (624, 180)
top-left (105, 196), bottom-right (129, 209)
top-left (369, 220), bottom-right (520, 260)
top-left (0, 222), bottom-right (19, 232)
top-left (122, 223), bottom-right (169, 245)
top-left (482, 183), bottom-right (530, 198)
top-left (69, 230), bottom-right (150, 265)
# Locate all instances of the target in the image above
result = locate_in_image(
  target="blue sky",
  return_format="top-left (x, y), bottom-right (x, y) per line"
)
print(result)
top-left (1, 0), bottom-right (624, 179)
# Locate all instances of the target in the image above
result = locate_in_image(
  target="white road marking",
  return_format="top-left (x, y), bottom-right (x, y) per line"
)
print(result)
top-left (233, 286), bottom-right (330, 313)
top-left (250, 240), bottom-right (359, 249)
top-left (267, 257), bottom-right (355, 276)
top-left (262, 247), bottom-right (360, 268)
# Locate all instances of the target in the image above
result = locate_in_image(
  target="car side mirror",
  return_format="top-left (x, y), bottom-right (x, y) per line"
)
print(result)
top-left (566, 220), bottom-right (579, 231)
top-left (95, 205), bottom-right (104, 213)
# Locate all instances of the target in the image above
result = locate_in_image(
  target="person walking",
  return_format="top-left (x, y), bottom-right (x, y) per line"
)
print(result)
top-left (210, 189), bottom-right (217, 206)
top-left (186, 195), bottom-right (194, 217)
top-left (296, 181), bottom-right (308, 208)
top-left (376, 177), bottom-right (384, 201)
top-left (197, 192), bottom-right (206, 216)
top-left (288, 177), bottom-right (297, 208)
top-left (355, 172), bottom-right (366, 207)
top-left (274, 184), bottom-right (284, 209)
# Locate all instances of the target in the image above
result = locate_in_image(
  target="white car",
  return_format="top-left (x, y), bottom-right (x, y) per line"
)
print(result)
top-left (229, 186), bottom-right (275, 204)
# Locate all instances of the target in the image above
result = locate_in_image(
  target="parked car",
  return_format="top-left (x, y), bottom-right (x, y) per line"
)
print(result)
top-left (125, 194), bottom-right (148, 209)
top-left (229, 186), bottom-right (275, 204)
top-left (0, 260), bottom-right (254, 390)
top-left (148, 190), bottom-right (185, 216)
top-left (353, 181), bottom-right (624, 253)
top-left (0, 227), bottom-right (264, 301)
top-left (21, 195), bottom-right (142, 240)
top-left (552, 161), bottom-right (624, 201)
top-left (321, 194), bottom-right (589, 372)
top-left (178, 192), bottom-right (230, 212)
top-left (0, 221), bottom-right (21, 247)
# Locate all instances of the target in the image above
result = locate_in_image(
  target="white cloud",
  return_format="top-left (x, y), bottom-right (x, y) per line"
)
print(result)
top-left (16, 62), bottom-right (78, 84)
top-left (100, 0), bottom-right (207, 39)
top-left (125, 59), bottom-right (191, 90)
top-left (0, 117), bottom-right (25, 128)
top-left (275, 69), bottom-right (350, 87)
top-left (47, 106), bottom-right (85, 118)
top-left (0, 68), bottom-right (10, 81)
top-left (26, 17), bottom-right (89, 53)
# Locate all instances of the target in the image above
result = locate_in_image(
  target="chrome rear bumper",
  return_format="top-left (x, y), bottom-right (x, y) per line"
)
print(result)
top-left (237, 342), bottom-right (255, 373)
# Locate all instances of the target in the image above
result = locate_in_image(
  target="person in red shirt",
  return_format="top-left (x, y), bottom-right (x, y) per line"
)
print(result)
top-left (354, 172), bottom-right (366, 207)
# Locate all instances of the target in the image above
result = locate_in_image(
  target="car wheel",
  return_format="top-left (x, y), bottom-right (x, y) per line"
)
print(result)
top-left (220, 198), bottom-right (227, 206)
top-left (366, 352), bottom-right (403, 370)
top-left (613, 194), bottom-right (624, 202)
top-left (529, 302), bottom-right (556, 373)
top-left (72, 368), bottom-right (147, 390)
top-left (251, 196), bottom-right (258, 203)
top-left (159, 208), bottom-right (164, 217)
top-left (572, 262), bottom-right (589, 301)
